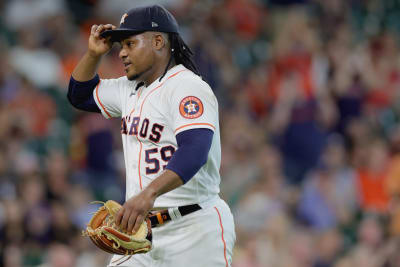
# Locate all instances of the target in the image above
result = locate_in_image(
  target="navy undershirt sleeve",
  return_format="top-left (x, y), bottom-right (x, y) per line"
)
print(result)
top-left (165, 128), bottom-right (213, 184)
top-left (67, 74), bottom-right (101, 113)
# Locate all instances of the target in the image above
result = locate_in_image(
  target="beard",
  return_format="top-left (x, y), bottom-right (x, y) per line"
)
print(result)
top-left (127, 73), bottom-right (141, 81)
top-left (127, 65), bottom-right (153, 81)
top-left (127, 70), bottom-right (144, 81)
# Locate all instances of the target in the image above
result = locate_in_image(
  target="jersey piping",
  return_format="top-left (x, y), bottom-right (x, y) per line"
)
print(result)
top-left (214, 207), bottom-right (228, 267)
top-left (174, 123), bottom-right (216, 133)
top-left (95, 81), bottom-right (112, 118)
top-left (135, 69), bottom-right (187, 189)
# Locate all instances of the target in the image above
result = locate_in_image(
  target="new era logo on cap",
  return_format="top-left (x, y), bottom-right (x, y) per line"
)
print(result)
top-left (120, 13), bottom-right (128, 25)
top-left (152, 22), bottom-right (158, 27)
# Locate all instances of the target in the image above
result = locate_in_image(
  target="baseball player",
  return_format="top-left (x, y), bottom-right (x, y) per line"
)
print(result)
top-left (67, 5), bottom-right (235, 267)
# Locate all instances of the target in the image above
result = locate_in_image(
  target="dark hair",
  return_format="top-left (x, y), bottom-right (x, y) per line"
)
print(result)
top-left (170, 33), bottom-right (200, 75)
top-left (159, 33), bottom-right (200, 81)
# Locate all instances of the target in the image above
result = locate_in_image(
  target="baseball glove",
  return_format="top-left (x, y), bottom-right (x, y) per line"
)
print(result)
top-left (83, 200), bottom-right (152, 255)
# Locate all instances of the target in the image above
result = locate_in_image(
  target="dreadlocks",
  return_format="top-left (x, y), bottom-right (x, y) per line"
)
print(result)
top-left (159, 33), bottom-right (200, 81)
top-left (169, 33), bottom-right (200, 76)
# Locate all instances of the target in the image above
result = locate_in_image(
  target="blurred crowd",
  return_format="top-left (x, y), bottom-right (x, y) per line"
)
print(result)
top-left (1, 0), bottom-right (400, 266)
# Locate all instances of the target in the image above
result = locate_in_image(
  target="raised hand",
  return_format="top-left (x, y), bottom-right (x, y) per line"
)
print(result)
top-left (88, 24), bottom-right (116, 57)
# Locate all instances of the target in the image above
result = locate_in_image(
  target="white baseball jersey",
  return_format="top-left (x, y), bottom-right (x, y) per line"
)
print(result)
top-left (93, 64), bottom-right (221, 208)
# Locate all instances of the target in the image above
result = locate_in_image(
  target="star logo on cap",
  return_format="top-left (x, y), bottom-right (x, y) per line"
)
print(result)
top-left (152, 22), bottom-right (158, 27)
top-left (120, 13), bottom-right (128, 25)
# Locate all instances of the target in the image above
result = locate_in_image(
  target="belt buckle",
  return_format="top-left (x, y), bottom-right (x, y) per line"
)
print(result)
top-left (149, 209), bottom-right (169, 227)
top-left (155, 211), bottom-right (168, 225)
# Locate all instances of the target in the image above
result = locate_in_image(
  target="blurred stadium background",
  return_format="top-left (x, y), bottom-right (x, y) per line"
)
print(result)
top-left (2, 0), bottom-right (400, 266)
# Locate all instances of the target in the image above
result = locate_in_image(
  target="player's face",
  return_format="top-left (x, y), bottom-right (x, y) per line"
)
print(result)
top-left (119, 33), bottom-right (155, 81)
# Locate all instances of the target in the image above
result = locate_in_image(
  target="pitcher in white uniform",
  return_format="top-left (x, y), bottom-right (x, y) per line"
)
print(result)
top-left (67, 4), bottom-right (236, 267)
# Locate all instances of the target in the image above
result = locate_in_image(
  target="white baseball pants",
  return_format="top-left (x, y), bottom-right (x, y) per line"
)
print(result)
top-left (107, 197), bottom-right (236, 267)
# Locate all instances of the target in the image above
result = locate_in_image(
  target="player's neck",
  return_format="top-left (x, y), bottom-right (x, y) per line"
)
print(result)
top-left (141, 57), bottom-right (176, 87)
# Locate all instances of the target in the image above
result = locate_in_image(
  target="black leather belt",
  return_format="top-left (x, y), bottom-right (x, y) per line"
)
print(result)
top-left (148, 204), bottom-right (201, 227)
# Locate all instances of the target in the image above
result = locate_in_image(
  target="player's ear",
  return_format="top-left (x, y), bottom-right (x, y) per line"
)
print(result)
top-left (152, 33), bottom-right (166, 51)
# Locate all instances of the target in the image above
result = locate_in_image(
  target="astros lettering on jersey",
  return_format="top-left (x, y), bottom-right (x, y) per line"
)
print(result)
top-left (93, 64), bottom-right (221, 207)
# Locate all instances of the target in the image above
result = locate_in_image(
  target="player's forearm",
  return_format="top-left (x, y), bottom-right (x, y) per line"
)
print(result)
top-left (145, 169), bottom-right (183, 198)
top-left (72, 51), bottom-right (103, 81)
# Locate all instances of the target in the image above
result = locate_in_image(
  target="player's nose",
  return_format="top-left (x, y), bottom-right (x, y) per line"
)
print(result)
top-left (119, 48), bottom-right (128, 59)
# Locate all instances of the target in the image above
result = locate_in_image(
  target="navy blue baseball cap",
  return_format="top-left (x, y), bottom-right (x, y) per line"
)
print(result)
top-left (100, 5), bottom-right (179, 42)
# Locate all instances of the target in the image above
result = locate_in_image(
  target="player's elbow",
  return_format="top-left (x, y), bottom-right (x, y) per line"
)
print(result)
top-left (197, 152), bottom-right (208, 168)
top-left (67, 85), bottom-right (86, 110)
top-left (67, 91), bottom-right (100, 113)
top-left (169, 129), bottom-right (214, 183)
top-left (67, 77), bottom-right (101, 113)
top-left (67, 87), bottom-right (79, 108)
